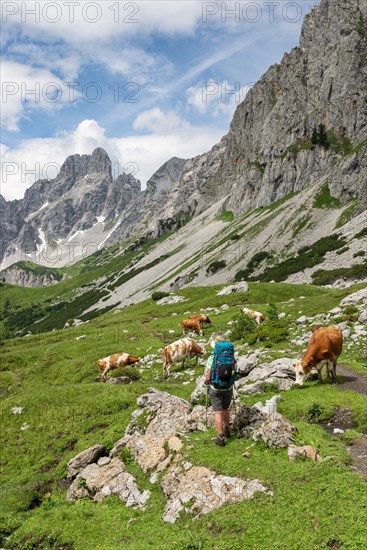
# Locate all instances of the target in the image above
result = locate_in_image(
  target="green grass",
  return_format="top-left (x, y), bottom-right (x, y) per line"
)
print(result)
top-left (254, 234), bottom-right (346, 283)
top-left (217, 210), bottom-right (235, 222)
top-left (292, 214), bottom-right (311, 237)
top-left (313, 182), bottom-right (341, 209)
top-left (1, 281), bottom-right (366, 549)
top-left (312, 261), bottom-right (367, 285)
top-left (335, 199), bottom-right (359, 229)
top-left (1, 261), bottom-right (65, 281)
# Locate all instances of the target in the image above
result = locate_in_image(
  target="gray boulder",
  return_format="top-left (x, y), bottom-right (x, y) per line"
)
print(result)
top-left (67, 457), bottom-right (150, 508)
top-left (236, 357), bottom-right (296, 395)
top-left (253, 414), bottom-right (297, 448)
top-left (358, 310), bottom-right (367, 324)
top-left (217, 282), bottom-right (248, 295)
top-left (236, 352), bottom-right (259, 376)
top-left (161, 464), bottom-right (268, 523)
top-left (340, 288), bottom-right (367, 306)
top-left (67, 444), bottom-right (105, 478)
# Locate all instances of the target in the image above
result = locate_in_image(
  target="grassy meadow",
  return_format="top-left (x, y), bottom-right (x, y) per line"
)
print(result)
top-left (1, 282), bottom-right (367, 549)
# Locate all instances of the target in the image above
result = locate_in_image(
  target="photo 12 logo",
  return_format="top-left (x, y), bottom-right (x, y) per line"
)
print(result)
top-left (202, 81), bottom-right (254, 104)
top-left (202, 1), bottom-right (314, 24)
top-left (2, 159), bottom-right (139, 185)
top-left (1, 80), bottom-right (140, 105)
top-left (1, 2), bottom-right (140, 24)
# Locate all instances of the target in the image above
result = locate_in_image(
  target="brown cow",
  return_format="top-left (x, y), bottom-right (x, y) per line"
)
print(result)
top-left (97, 352), bottom-right (140, 378)
top-left (162, 337), bottom-right (205, 377)
top-left (242, 307), bottom-right (265, 325)
top-left (182, 318), bottom-right (203, 336)
top-left (188, 314), bottom-right (212, 327)
top-left (292, 326), bottom-right (343, 386)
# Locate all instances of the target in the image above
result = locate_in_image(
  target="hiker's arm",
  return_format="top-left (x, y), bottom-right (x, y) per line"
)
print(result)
top-left (204, 356), bottom-right (212, 384)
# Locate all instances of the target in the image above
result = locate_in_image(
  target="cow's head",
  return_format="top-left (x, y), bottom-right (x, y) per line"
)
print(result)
top-left (97, 360), bottom-right (106, 372)
top-left (292, 360), bottom-right (312, 386)
top-left (127, 355), bottom-right (140, 365)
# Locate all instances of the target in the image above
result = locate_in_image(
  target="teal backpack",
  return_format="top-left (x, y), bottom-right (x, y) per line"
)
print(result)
top-left (211, 342), bottom-right (237, 389)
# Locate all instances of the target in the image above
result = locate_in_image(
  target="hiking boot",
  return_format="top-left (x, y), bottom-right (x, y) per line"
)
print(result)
top-left (223, 427), bottom-right (231, 439)
top-left (212, 435), bottom-right (225, 447)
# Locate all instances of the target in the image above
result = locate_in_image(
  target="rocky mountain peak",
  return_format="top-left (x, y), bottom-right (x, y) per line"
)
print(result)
top-left (59, 147), bottom-right (112, 181)
top-left (146, 157), bottom-right (188, 195)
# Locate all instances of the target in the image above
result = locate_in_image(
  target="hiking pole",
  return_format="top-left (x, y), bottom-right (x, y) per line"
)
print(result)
top-left (231, 384), bottom-right (240, 437)
top-left (205, 384), bottom-right (209, 428)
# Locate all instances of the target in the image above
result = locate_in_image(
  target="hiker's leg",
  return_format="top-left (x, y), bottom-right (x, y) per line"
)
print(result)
top-left (214, 411), bottom-right (224, 435)
top-left (222, 409), bottom-right (230, 431)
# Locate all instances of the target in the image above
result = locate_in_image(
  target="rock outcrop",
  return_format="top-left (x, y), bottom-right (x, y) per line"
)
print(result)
top-left (236, 357), bottom-right (296, 394)
top-left (161, 464), bottom-right (268, 523)
top-left (67, 456), bottom-right (150, 508)
top-left (68, 388), bottom-right (272, 522)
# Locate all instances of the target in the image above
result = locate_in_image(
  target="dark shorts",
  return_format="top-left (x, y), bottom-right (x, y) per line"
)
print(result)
top-left (209, 387), bottom-right (233, 412)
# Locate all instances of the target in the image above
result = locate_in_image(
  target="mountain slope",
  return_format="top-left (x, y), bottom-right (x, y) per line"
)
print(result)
top-left (0, 0), bottom-right (366, 305)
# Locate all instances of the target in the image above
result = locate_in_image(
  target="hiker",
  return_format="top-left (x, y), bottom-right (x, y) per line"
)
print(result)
top-left (204, 337), bottom-right (237, 447)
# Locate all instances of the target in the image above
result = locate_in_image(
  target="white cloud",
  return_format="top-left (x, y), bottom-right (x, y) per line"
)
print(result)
top-left (133, 107), bottom-right (190, 134)
top-left (1, 115), bottom-right (225, 200)
top-left (187, 79), bottom-right (250, 119)
top-left (1, 59), bottom-right (80, 131)
top-left (2, 1), bottom-right (203, 45)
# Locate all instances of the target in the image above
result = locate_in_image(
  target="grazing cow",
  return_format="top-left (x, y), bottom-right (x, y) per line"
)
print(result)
top-left (292, 326), bottom-right (343, 386)
top-left (182, 318), bottom-right (203, 336)
top-left (242, 307), bottom-right (265, 325)
top-left (97, 353), bottom-right (140, 378)
top-left (162, 337), bottom-right (205, 377)
top-left (188, 314), bottom-right (212, 327)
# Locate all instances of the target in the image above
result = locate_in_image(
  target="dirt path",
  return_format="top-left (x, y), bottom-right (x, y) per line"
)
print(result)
top-left (337, 365), bottom-right (367, 396)
top-left (325, 366), bottom-right (367, 481)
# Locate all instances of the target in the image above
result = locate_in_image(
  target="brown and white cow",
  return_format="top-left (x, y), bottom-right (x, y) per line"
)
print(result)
top-left (242, 307), bottom-right (265, 325)
top-left (292, 326), bottom-right (343, 386)
top-left (162, 337), bottom-right (205, 377)
top-left (97, 353), bottom-right (140, 378)
top-left (182, 318), bottom-right (203, 336)
top-left (188, 314), bottom-right (212, 327)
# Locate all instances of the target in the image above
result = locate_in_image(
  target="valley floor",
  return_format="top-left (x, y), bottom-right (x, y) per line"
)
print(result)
top-left (1, 282), bottom-right (366, 549)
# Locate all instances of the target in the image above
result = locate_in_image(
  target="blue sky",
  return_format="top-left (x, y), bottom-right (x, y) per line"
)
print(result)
top-left (1, 0), bottom-right (318, 199)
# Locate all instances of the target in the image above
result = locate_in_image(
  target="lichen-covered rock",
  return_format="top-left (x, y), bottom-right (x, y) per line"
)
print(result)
top-left (236, 352), bottom-right (259, 376)
top-left (232, 404), bottom-right (265, 438)
top-left (122, 388), bottom-right (196, 472)
top-left (217, 282), bottom-right (248, 295)
top-left (340, 288), bottom-right (367, 306)
top-left (156, 295), bottom-right (186, 305)
top-left (190, 374), bottom-right (207, 403)
top-left (161, 464), bottom-right (268, 523)
top-left (67, 444), bottom-right (105, 478)
top-left (288, 445), bottom-right (320, 461)
top-left (67, 457), bottom-right (150, 509)
top-left (190, 405), bottom-right (215, 431)
top-left (236, 357), bottom-right (296, 395)
top-left (253, 414), bottom-right (297, 448)
top-left (296, 315), bottom-right (308, 324)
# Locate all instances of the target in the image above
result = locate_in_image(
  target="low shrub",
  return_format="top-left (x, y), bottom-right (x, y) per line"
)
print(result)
top-left (355, 227), bottom-right (367, 239)
top-left (336, 246), bottom-right (349, 256)
top-left (311, 261), bottom-right (367, 285)
top-left (206, 260), bottom-right (226, 275)
top-left (308, 402), bottom-right (325, 421)
top-left (151, 291), bottom-right (169, 301)
top-left (256, 234), bottom-right (346, 282)
top-left (230, 312), bottom-right (257, 341)
top-left (231, 311), bottom-right (288, 346)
